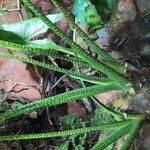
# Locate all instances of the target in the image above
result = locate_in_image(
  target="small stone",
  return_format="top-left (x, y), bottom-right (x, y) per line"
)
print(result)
top-left (136, 0), bottom-right (150, 15)
top-left (29, 111), bottom-right (38, 119)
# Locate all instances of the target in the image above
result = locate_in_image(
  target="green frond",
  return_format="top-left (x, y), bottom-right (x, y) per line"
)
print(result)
top-left (22, 0), bottom-right (133, 88)
top-left (0, 40), bottom-right (90, 67)
top-left (90, 96), bottom-right (125, 120)
top-left (0, 52), bottom-right (111, 85)
top-left (120, 119), bottom-right (144, 150)
top-left (0, 82), bottom-right (121, 121)
top-left (91, 121), bottom-right (132, 150)
top-left (0, 120), bottom-right (132, 141)
top-left (0, 39), bottom-right (75, 56)
top-left (51, 0), bottom-right (125, 74)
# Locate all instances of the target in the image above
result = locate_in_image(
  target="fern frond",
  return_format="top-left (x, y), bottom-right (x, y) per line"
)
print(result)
top-left (91, 122), bottom-right (132, 150)
top-left (120, 119), bottom-right (144, 150)
top-left (51, 0), bottom-right (124, 74)
top-left (90, 96), bottom-right (125, 120)
top-left (0, 40), bottom-right (90, 67)
top-left (0, 52), bottom-right (111, 85)
top-left (22, 0), bottom-right (133, 88)
top-left (0, 120), bottom-right (132, 141)
top-left (0, 39), bottom-right (75, 56)
top-left (0, 82), bottom-right (121, 121)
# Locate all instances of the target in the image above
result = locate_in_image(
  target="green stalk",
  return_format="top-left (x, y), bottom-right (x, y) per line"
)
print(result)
top-left (0, 40), bottom-right (89, 67)
top-left (0, 40), bottom-right (75, 56)
top-left (0, 52), bottom-right (111, 85)
top-left (0, 83), bottom-right (121, 121)
top-left (0, 120), bottom-right (131, 141)
top-left (22, 0), bottom-right (133, 88)
top-left (91, 122), bottom-right (132, 150)
top-left (90, 96), bottom-right (125, 120)
top-left (51, 0), bottom-right (124, 74)
top-left (120, 118), bottom-right (144, 150)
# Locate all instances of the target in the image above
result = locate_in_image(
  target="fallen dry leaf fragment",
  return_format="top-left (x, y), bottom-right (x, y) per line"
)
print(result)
top-left (0, 55), bottom-right (41, 102)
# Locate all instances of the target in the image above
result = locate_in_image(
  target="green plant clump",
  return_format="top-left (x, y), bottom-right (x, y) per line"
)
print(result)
top-left (0, 0), bottom-right (145, 150)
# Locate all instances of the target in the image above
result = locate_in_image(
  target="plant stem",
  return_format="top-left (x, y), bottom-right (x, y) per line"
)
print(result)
top-left (0, 120), bottom-right (132, 141)
top-left (0, 83), bottom-right (121, 121)
top-left (51, 0), bottom-right (124, 74)
top-left (22, 0), bottom-right (133, 88)
top-left (91, 122), bottom-right (132, 150)
top-left (0, 40), bottom-right (89, 67)
top-left (120, 119), bottom-right (144, 150)
top-left (0, 52), bottom-right (111, 85)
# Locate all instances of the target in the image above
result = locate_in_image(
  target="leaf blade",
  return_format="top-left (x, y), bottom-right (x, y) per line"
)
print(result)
top-left (0, 13), bottom-right (63, 40)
